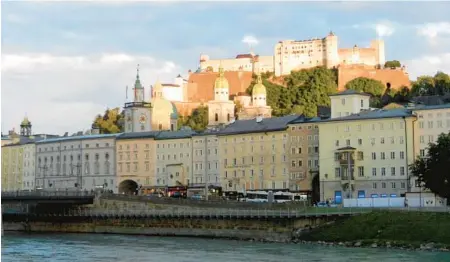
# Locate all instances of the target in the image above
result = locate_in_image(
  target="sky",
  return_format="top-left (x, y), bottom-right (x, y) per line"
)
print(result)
top-left (1, 1), bottom-right (450, 135)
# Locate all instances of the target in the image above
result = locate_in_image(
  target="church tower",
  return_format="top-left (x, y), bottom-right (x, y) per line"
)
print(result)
top-left (20, 116), bottom-right (32, 136)
top-left (123, 65), bottom-right (152, 133)
top-left (207, 64), bottom-right (235, 126)
top-left (236, 72), bottom-right (272, 120)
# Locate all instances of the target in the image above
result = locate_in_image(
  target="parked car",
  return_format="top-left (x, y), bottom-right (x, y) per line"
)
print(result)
top-left (191, 194), bottom-right (204, 200)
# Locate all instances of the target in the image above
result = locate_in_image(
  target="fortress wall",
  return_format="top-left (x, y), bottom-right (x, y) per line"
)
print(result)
top-left (338, 65), bottom-right (411, 91)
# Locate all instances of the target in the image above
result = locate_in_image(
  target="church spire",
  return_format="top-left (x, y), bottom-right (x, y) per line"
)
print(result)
top-left (134, 64), bottom-right (142, 89)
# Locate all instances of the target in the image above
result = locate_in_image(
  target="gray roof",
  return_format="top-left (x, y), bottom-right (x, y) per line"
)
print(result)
top-left (289, 116), bottom-right (324, 124)
top-left (410, 103), bottom-right (450, 111)
top-left (329, 89), bottom-right (371, 97)
top-left (36, 133), bottom-right (121, 144)
top-left (2, 136), bottom-right (48, 147)
top-left (217, 115), bottom-right (299, 136)
top-left (322, 108), bottom-right (414, 123)
top-left (117, 130), bottom-right (196, 140)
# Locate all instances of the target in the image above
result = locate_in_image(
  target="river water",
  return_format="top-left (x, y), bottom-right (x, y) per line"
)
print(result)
top-left (2, 233), bottom-right (450, 262)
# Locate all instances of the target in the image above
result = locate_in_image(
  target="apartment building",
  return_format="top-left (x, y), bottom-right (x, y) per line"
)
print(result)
top-left (217, 115), bottom-right (298, 192)
top-left (35, 134), bottom-right (119, 192)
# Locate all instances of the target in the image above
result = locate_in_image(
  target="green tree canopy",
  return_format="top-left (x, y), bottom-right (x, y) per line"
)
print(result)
top-left (410, 132), bottom-right (450, 199)
top-left (92, 107), bottom-right (124, 134)
top-left (411, 72), bottom-right (450, 96)
top-left (384, 60), bottom-right (401, 68)
top-left (180, 106), bottom-right (208, 131)
top-left (344, 77), bottom-right (385, 96)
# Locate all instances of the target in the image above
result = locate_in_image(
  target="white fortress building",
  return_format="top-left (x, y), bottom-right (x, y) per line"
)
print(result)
top-left (199, 32), bottom-right (386, 77)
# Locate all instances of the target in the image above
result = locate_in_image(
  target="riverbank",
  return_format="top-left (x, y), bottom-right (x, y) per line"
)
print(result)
top-left (296, 210), bottom-right (450, 252)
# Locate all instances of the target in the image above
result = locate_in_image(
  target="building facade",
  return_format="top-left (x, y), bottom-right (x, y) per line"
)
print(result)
top-left (191, 133), bottom-right (221, 188)
top-left (207, 65), bottom-right (236, 126)
top-left (319, 90), bottom-right (416, 202)
top-left (236, 73), bottom-right (272, 120)
top-left (23, 142), bottom-right (36, 190)
top-left (1, 143), bottom-right (24, 191)
top-left (35, 134), bottom-right (118, 192)
top-left (411, 104), bottom-right (450, 191)
top-left (217, 115), bottom-right (297, 192)
top-left (287, 117), bottom-right (321, 195)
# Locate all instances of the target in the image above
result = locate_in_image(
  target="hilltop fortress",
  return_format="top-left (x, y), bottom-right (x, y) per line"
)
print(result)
top-left (157, 32), bottom-right (410, 116)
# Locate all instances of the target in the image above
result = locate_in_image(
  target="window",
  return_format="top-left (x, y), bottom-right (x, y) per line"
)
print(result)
top-left (399, 136), bottom-right (404, 144)
top-left (372, 182), bottom-right (377, 189)
top-left (400, 167), bottom-right (405, 176)
top-left (357, 152), bottom-right (364, 160)
top-left (381, 167), bottom-right (386, 176)
top-left (215, 113), bottom-right (218, 121)
top-left (401, 182), bottom-right (406, 189)
top-left (358, 139), bottom-right (362, 145)
top-left (428, 121), bottom-right (433, 129)
top-left (335, 168), bottom-right (341, 178)
top-left (419, 121), bottom-right (424, 129)
top-left (420, 149), bottom-right (425, 157)
top-left (391, 167), bottom-right (396, 176)
top-left (291, 161), bottom-right (296, 167)
top-left (371, 152), bottom-right (376, 160)
top-left (400, 151), bottom-right (405, 159)
top-left (380, 137), bottom-right (385, 144)
top-left (358, 166), bottom-right (364, 177)
top-left (390, 137), bottom-right (395, 144)
top-left (346, 139), bottom-right (350, 146)
top-left (390, 152), bottom-right (395, 159)
top-left (382, 182), bottom-right (386, 188)
top-left (391, 182), bottom-right (396, 189)
top-left (380, 152), bottom-right (385, 160)
top-left (360, 99), bottom-right (364, 107)
top-left (372, 168), bottom-right (377, 176)
top-left (341, 98), bottom-right (346, 105)
top-left (335, 140), bottom-right (339, 147)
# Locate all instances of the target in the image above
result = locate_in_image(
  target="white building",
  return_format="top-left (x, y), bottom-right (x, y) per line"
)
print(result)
top-left (191, 132), bottom-right (221, 187)
top-left (161, 74), bottom-right (188, 102)
top-left (35, 134), bottom-right (119, 192)
top-left (23, 142), bottom-right (36, 190)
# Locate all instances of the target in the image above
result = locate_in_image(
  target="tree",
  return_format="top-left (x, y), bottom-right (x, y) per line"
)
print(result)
top-left (384, 60), bottom-right (401, 68)
top-left (410, 132), bottom-right (450, 199)
top-left (92, 107), bottom-right (124, 134)
top-left (410, 72), bottom-right (450, 96)
top-left (344, 77), bottom-right (385, 96)
top-left (181, 106), bottom-right (208, 131)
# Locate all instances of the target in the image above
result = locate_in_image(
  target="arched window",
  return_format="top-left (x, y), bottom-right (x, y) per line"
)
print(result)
top-left (215, 113), bottom-right (219, 121)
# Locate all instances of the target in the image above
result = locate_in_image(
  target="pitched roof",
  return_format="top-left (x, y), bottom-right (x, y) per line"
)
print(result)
top-left (36, 133), bottom-right (121, 144)
top-left (410, 103), bottom-right (450, 111)
top-left (217, 115), bottom-right (299, 136)
top-left (329, 89), bottom-right (371, 97)
top-left (289, 115), bottom-right (324, 124)
top-left (117, 130), bottom-right (196, 140)
top-left (322, 108), bottom-right (414, 123)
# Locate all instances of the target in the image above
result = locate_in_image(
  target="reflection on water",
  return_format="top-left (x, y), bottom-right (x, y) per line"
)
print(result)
top-left (2, 233), bottom-right (450, 262)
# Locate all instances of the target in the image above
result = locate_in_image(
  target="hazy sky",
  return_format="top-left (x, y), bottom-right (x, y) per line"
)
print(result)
top-left (2, 1), bottom-right (450, 135)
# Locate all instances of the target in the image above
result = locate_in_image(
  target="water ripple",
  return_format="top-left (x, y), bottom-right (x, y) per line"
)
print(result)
top-left (2, 233), bottom-right (450, 262)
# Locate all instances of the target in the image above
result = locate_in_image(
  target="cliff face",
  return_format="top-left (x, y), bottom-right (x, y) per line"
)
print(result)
top-left (338, 65), bottom-right (411, 91)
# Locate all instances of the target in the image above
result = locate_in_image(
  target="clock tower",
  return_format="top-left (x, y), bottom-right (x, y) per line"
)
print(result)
top-left (123, 65), bottom-right (152, 133)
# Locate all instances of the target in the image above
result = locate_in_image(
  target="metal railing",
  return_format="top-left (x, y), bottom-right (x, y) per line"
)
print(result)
top-left (1, 190), bottom-right (95, 197)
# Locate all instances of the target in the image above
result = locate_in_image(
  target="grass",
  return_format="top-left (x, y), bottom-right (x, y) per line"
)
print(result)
top-left (299, 210), bottom-right (450, 245)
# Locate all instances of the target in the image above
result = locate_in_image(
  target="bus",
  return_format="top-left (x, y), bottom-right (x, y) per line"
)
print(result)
top-left (245, 191), bottom-right (269, 203)
top-left (273, 191), bottom-right (294, 203)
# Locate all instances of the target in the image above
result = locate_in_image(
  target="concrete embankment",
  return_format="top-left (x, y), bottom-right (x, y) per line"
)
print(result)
top-left (2, 218), bottom-right (305, 243)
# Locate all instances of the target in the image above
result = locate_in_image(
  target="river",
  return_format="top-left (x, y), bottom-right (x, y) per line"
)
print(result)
top-left (2, 233), bottom-right (450, 262)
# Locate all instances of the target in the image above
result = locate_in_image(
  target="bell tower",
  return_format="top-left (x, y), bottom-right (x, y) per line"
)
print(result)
top-left (123, 65), bottom-right (152, 133)
top-left (20, 116), bottom-right (32, 136)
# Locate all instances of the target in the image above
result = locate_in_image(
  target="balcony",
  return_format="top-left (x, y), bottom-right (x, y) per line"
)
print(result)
top-left (335, 146), bottom-right (357, 166)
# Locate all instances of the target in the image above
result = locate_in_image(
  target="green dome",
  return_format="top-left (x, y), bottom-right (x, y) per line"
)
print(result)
top-left (170, 102), bottom-right (178, 119)
top-left (21, 117), bottom-right (31, 126)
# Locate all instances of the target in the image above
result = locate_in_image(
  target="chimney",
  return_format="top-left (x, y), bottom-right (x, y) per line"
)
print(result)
top-left (256, 116), bottom-right (263, 123)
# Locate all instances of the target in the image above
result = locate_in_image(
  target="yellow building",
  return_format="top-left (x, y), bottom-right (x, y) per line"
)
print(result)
top-left (319, 90), bottom-right (416, 202)
top-left (217, 115), bottom-right (298, 192)
top-left (115, 130), bottom-right (196, 194)
top-left (2, 142), bottom-right (24, 191)
top-left (287, 116), bottom-right (321, 197)
top-left (116, 132), bottom-right (158, 193)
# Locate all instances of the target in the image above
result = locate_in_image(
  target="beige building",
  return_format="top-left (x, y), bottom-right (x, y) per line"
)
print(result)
top-left (217, 115), bottom-right (298, 192)
top-left (151, 80), bottom-right (179, 131)
top-left (199, 32), bottom-right (385, 77)
top-left (1, 143), bottom-right (24, 191)
top-left (207, 65), bottom-right (236, 127)
top-left (236, 72), bottom-right (272, 120)
top-left (411, 104), bottom-right (450, 191)
top-left (191, 132), bottom-right (221, 188)
top-left (199, 53), bottom-right (274, 74)
top-left (319, 90), bottom-right (416, 202)
top-left (287, 117), bottom-right (321, 195)
top-left (35, 134), bottom-right (118, 192)
top-left (154, 130), bottom-right (196, 187)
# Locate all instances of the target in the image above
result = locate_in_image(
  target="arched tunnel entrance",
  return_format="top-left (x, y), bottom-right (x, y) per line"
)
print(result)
top-left (118, 180), bottom-right (138, 195)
